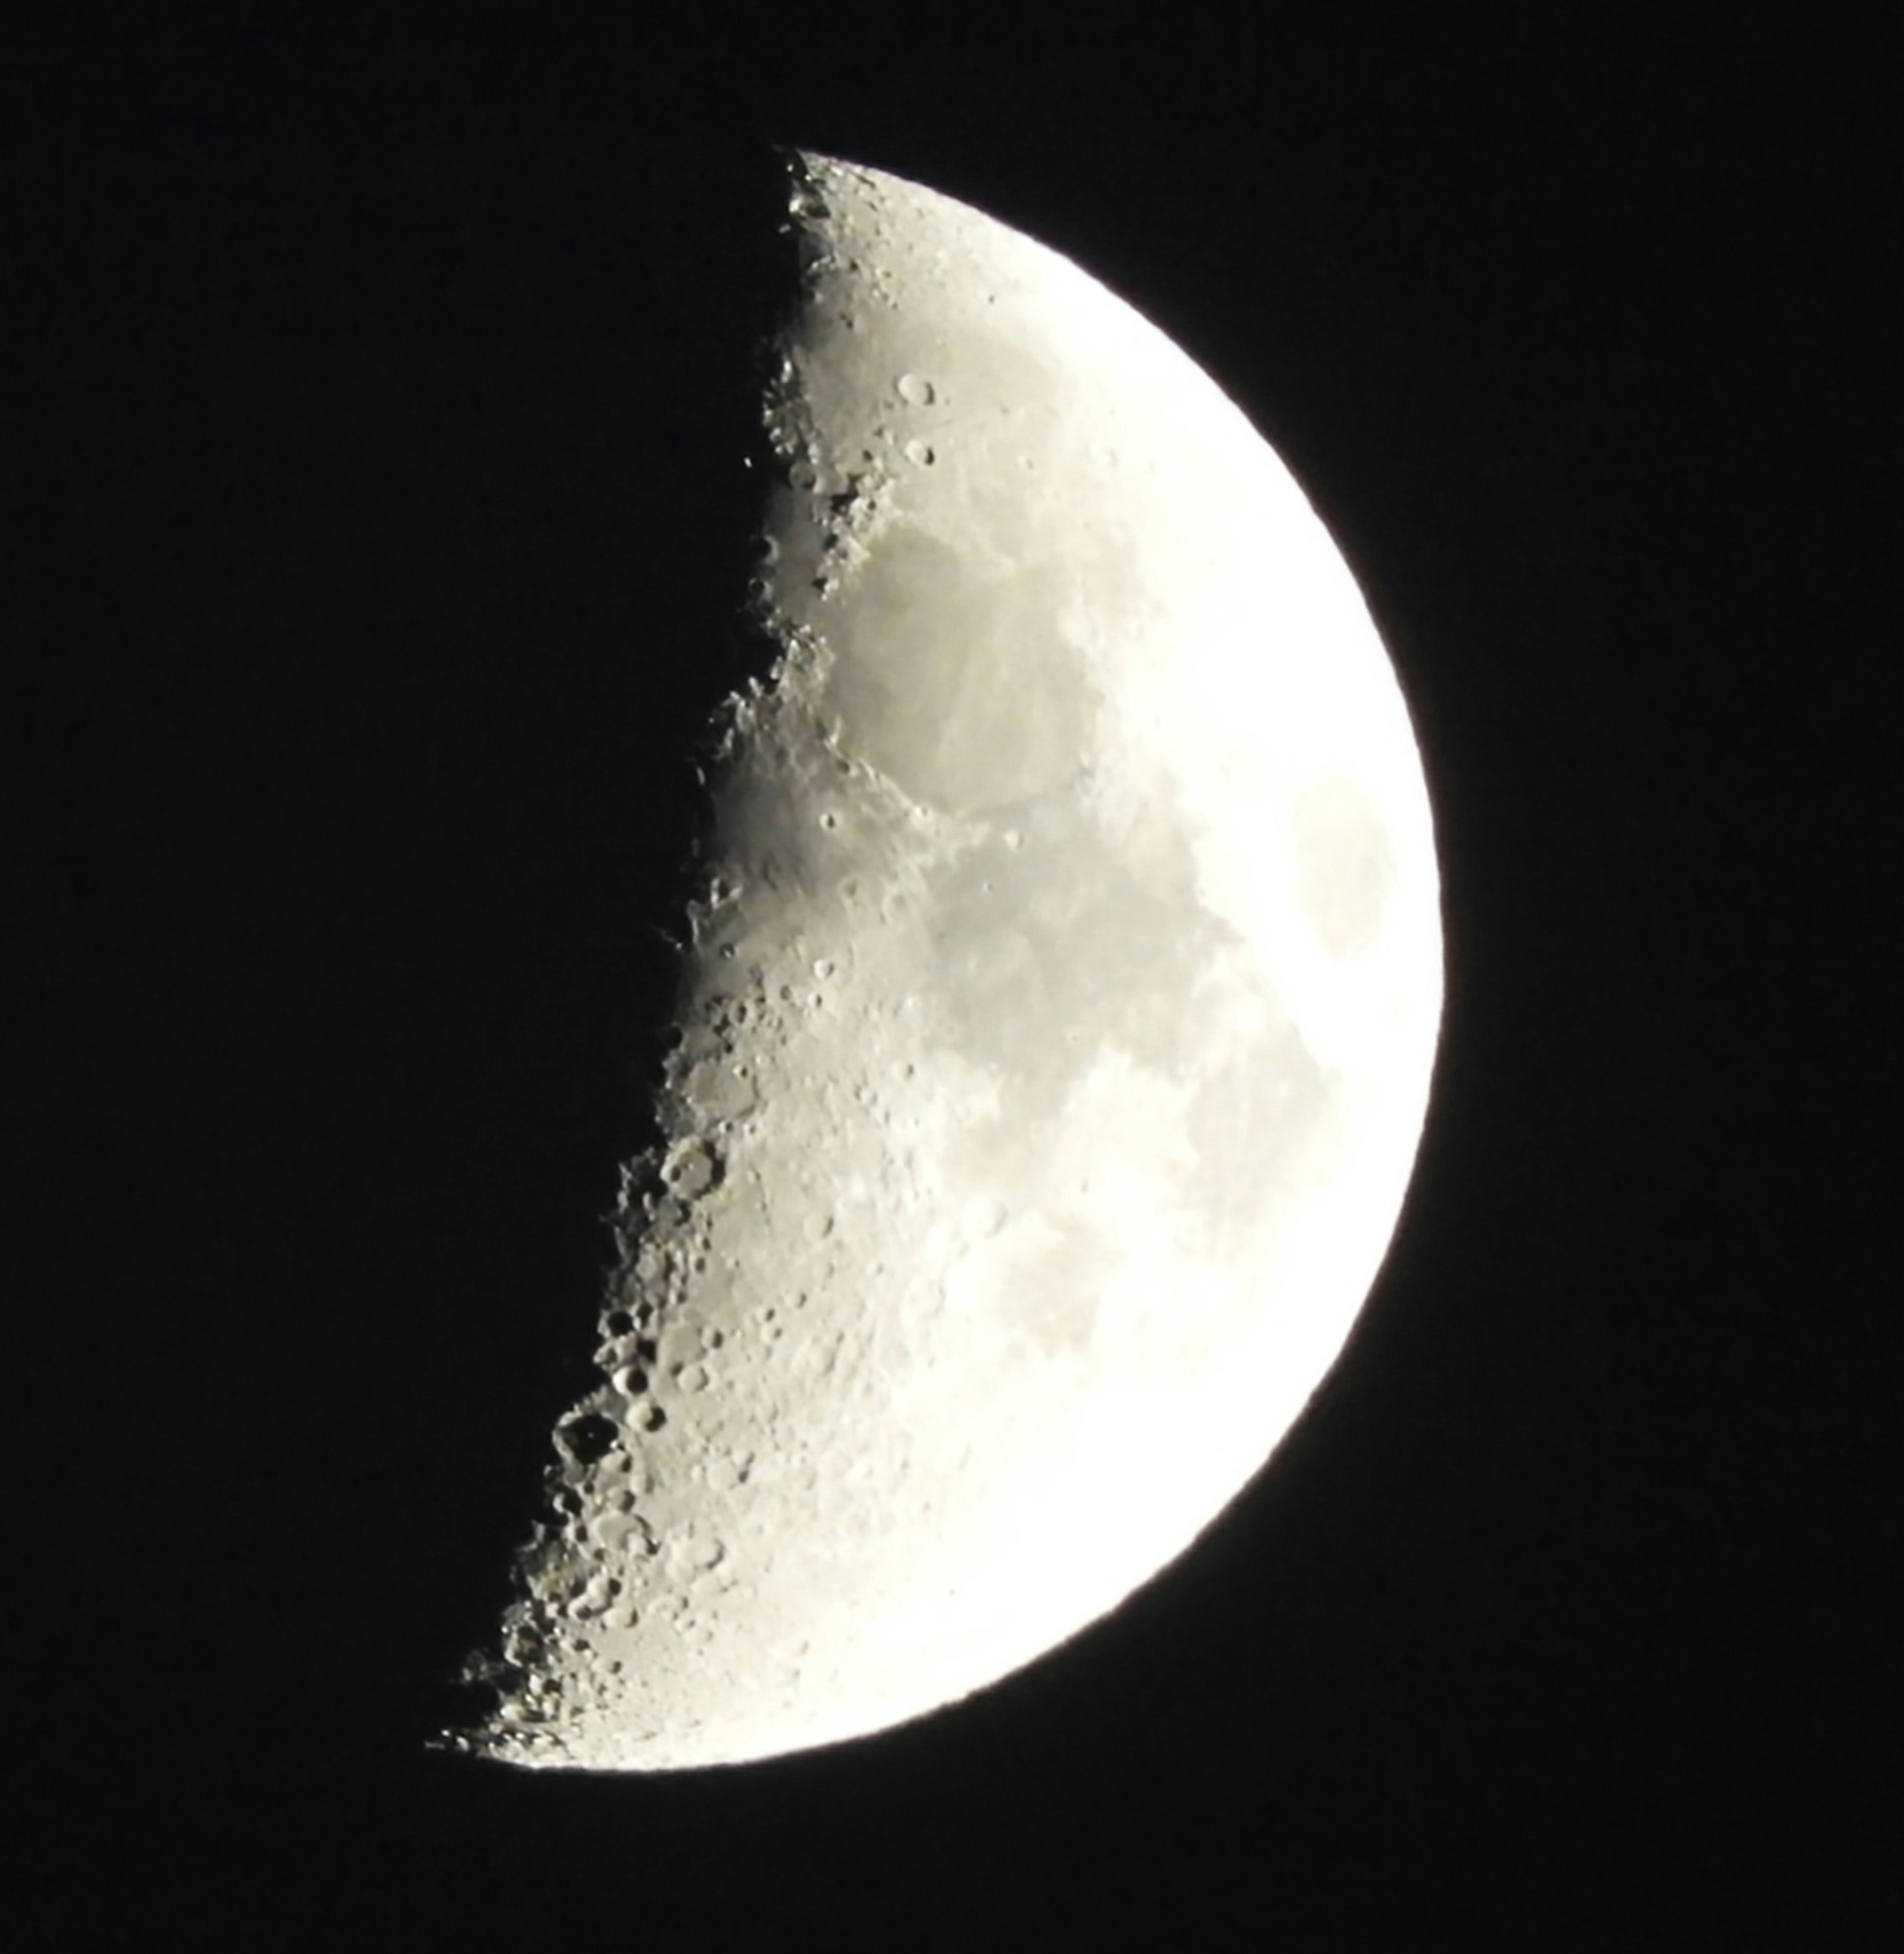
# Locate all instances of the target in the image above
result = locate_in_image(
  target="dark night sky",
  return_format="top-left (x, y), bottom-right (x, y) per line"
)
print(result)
top-left (12, 7), bottom-right (1900, 1946)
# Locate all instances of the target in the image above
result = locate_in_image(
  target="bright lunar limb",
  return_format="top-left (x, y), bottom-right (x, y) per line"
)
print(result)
top-left (447, 154), bottom-right (1442, 1771)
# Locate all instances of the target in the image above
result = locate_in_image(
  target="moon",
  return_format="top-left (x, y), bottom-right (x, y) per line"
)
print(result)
top-left (448, 153), bottom-right (1441, 1771)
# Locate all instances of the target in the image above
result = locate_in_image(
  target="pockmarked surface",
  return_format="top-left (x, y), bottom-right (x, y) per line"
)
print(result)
top-left (450, 155), bottom-right (1442, 1771)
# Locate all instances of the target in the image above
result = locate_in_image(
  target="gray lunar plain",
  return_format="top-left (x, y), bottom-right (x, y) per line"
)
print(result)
top-left (449, 154), bottom-right (1441, 1771)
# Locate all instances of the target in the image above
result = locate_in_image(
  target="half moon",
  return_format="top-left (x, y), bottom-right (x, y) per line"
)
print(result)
top-left (448, 153), bottom-right (1442, 1771)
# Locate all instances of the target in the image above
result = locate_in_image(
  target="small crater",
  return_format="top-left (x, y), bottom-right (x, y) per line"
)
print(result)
top-left (661, 1138), bottom-right (724, 1200)
top-left (558, 1413), bottom-right (619, 1466)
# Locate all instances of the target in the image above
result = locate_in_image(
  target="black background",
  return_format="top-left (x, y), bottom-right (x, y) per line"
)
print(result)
top-left (12, 6), bottom-right (1900, 1946)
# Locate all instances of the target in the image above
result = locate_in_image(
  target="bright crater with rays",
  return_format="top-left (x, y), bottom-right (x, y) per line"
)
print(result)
top-left (448, 153), bottom-right (1441, 1771)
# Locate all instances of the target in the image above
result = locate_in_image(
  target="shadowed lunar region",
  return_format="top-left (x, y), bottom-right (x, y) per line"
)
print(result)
top-left (447, 152), bottom-right (1442, 1771)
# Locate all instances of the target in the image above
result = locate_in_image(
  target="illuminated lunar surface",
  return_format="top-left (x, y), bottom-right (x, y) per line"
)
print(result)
top-left (448, 153), bottom-right (1442, 1771)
